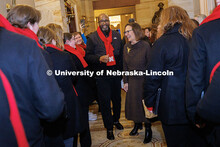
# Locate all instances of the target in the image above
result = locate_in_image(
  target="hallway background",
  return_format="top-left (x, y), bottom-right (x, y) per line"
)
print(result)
top-left (0, 0), bottom-right (215, 35)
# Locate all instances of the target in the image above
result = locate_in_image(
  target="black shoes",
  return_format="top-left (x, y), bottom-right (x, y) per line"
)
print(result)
top-left (113, 122), bottom-right (124, 130)
top-left (143, 123), bottom-right (152, 144)
top-left (107, 130), bottom-right (115, 140)
top-left (129, 123), bottom-right (143, 136)
top-left (106, 122), bottom-right (123, 140)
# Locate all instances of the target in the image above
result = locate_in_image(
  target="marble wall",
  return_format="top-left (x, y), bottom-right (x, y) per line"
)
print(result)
top-left (136, 0), bottom-right (168, 27)
top-left (168, 0), bottom-right (200, 18)
top-left (16, 0), bottom-right (35, 7)
top-left (34, 0), bottom-right (68, 32)
top-left (135, 0), bottom-right (201, 27)
top-left (0, 0), bottom-right (8, 17)
top-left (80, 0), bottom-right (96, 34)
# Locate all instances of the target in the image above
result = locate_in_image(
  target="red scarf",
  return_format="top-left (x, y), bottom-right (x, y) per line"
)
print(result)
top-left (210, 61), bottom-right (220, 83)
top-left (45, 44), bottom-right (63, 51)
top-left (97, 27), bottom-right (116, 66)
top-left (0, 70), bottom-right (29, 147)
top-left (0, 14), bottom-right (16, 32)
top-left (64, 45), bottom-right (88, 68)
top-left (0, 14), bottom-right (43, 49)
top-left (75, 44), bottom-right (86, 57)
top-left (200, 5), bottom-right (220, 25)
top-left (16, 28), bottom-right (43, 50)
top-left (78, 43), bottom-right (87, 49)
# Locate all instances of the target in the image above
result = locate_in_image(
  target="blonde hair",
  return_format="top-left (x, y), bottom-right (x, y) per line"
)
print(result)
top-left (37, 26), bottom-right (57, 46)
top-left (158, 6), bottom-right (197, 39)
top-left (46, 23), bottom-right (64, 49)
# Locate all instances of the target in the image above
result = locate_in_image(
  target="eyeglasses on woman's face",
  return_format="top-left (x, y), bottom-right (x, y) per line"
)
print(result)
top-left (124, 30), bottom-right (133, 35)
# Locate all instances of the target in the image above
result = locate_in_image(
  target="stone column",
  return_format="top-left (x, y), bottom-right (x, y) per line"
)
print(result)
top-left (81, 0), bottom-right (95, 34)
top-left (200, 0), bottom-right (215, 16)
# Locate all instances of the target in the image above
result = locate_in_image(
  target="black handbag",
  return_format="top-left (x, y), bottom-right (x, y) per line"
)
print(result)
top-left (153, 88), bottom-right (161, 115)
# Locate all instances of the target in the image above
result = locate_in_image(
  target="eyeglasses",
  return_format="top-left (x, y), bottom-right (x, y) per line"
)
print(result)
top-left (124, 30), bottom-right (133, 34)
top-left (99, 20), bottom-right (110, 23)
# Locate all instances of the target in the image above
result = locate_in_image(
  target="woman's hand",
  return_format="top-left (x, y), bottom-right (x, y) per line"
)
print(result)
top-left (80, 24), bottom-right (84, 34)
top-left (123, 83), bottom-right (128, 92)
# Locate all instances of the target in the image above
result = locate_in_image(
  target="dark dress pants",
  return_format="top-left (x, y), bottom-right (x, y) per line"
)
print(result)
top-left (73, 105), bottom-right (91, 147)
top-left (96, 77), bottom-right (121, 130)
top-left (44, 135), bottom-right (64, 147)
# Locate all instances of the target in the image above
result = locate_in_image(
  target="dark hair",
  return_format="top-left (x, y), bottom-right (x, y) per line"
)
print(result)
top-left (150, 24), bottom-right (158, 43)
top-left (125, 23), bottom-right (144, 41)
top-left (7, 5), bottom-right (41, 28)
top-left (128, 18), bottom-right (135, 23)
top-left (64, 33), bottom-right (73, 43)
top-left (144, 27), bottom-right (151, 32)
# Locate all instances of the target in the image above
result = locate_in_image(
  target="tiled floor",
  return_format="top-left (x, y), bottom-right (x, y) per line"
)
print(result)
top-left (89, 90), bottom-right (167, 147)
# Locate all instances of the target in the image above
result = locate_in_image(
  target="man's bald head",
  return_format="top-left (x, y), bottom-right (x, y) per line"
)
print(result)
top-left (98, 14), bottom-right (109, 22)
top-left (98, 13), bottom-right (110, 32)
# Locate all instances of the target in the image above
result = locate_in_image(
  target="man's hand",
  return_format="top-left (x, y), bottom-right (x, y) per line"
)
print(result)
top-left (99, 54), bottom-right (109, 63)
top-left (123, 83), bottom-right (128, 92)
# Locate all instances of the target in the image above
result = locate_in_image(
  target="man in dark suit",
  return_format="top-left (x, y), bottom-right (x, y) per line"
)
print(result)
top-left (85, 13), bottom-right (123, 140)
top-left (186, 1), bottom-right (220, 145)
top-left (0, 27), bottom-right (65, 146)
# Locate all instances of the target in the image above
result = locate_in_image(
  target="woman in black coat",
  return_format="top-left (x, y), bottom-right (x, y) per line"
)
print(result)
top-left (143, 6), bottom-right (202, 147)
top-left (38, 26), bottom-right (79, 147)
top-left (64, 33), bottom-right (92, 147)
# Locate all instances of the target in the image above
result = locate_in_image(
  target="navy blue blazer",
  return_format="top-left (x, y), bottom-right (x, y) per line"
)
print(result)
top-left (0, 27), bottom-right (64, 146)
top-left (144, 24), bottom-right (190, 125)
top-left (186, 19), bottom-right (220, 123)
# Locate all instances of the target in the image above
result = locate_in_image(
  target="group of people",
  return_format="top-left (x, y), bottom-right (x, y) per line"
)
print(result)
top-left (1, 0), bottom-right (220, 147)
top-left (0, 5), bottom-right (95, 147)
